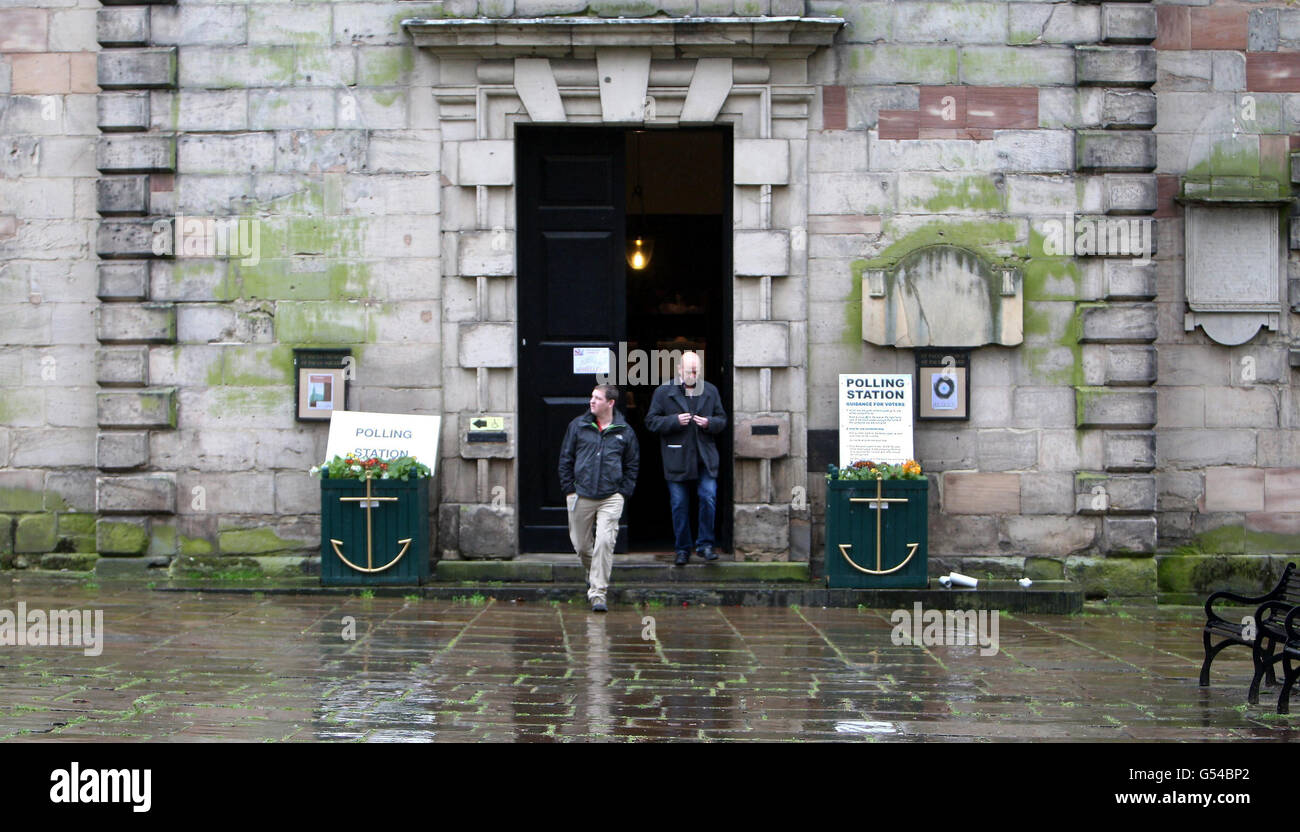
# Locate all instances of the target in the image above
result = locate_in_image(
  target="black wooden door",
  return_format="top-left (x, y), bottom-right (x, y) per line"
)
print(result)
top-left (517, 128), bottom-right (626, 552)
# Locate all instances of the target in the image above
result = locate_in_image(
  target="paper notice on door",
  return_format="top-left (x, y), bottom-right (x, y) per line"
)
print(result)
top-left (573, 347), bottom-right (611, 374)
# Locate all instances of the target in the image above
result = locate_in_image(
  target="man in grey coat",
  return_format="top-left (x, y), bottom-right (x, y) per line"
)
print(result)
top-left (644, 351), bottom-right (727, 566)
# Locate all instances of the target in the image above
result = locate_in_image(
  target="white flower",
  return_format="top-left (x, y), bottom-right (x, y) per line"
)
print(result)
top-left (351, 464), bottom-right (362, 473)
top-left (309, 466), bottom-right (320, 476)
top-left (381, 472), bottom-right (389, 479)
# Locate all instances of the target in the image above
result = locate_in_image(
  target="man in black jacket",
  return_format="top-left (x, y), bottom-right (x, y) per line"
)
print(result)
top-left (558, 384), bottom-right (639, 612)
top-left (644, 351), bottom-right (727, 566)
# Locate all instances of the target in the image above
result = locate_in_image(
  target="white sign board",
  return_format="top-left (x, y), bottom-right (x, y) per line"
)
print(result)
top-left (573, 347), bottom-right (611, 375)
top-left (325, 411), bottom-right (442, 475)
top-left (838, 374), bottom-right (913, 466)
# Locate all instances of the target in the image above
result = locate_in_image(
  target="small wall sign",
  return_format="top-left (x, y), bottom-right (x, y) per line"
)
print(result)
top-left (915, 348), bottom-right (970, 421)
top-left (294, 348), bottom-right (351, 422)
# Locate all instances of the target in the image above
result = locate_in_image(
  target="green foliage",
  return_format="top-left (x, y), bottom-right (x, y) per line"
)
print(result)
top-left (313, 454), bottom-right (431, 481)
top-left (359, 589), bottom-right (375, 599)
top-left (827, 460), bottom-right (924, 481)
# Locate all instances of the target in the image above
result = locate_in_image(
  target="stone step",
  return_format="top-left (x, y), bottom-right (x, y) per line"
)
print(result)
top-left (153, 581), bottom-right (1084, 614)
top-left (436, 557), bottom-right (810, 583)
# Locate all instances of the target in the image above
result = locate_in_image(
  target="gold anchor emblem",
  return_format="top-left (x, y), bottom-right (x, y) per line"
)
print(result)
top-left (329, 478), bottom-right (412, 574)
top-left (839, 477), bottom-right (920, 575)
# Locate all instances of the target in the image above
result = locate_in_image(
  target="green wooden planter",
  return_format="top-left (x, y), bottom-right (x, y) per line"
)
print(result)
top-left (320, 476), bottom-right (430, 586)
top-left (825, 478), bottom-right (929, 589)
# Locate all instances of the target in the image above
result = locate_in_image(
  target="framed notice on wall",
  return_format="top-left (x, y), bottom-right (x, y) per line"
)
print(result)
top-left (294, 348), bottom-right (351, 422)
top-left (915, 349), bottom-right (970, 421)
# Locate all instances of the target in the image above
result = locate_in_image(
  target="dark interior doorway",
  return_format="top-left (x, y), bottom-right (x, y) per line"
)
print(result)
top-left (516, 126), bottom-right (732, 554)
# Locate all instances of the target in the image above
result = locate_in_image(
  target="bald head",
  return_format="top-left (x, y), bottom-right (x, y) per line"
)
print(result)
top-left (680, 351), bottom-right (702, 388)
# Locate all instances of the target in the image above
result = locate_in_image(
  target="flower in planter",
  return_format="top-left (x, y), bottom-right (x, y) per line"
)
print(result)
top-left (827, 460), bottom-right (924, 481)
top-left (312, 454), bottom-right (432, 481)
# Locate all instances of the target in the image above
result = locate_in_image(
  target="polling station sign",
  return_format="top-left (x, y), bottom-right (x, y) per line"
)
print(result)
top-left (325, 411), bottom-right (442, 474)
top-left (838, 374), bottom-right (913, 466)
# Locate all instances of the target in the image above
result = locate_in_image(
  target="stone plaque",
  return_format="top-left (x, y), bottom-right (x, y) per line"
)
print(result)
top-left (1185, 205), bottom-right (1279, 312)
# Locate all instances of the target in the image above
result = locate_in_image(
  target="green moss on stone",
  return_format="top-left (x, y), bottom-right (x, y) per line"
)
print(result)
top-left (170, 555), bottom-right (264, 581)
top-left (1023, 557), bottom-right (1065, 582)
top-left (0, 396), bottom-right (42, 426)
top-left (251, 556), bottom-right (313, 578)
top-left (15, 514), bottom-right (56, 553)
top-left (96, 520), bottom-right (149, 555)
top-left (57, 513), bottom-right (96, 535)
top-left (1066, 556), bottom-right (1157, 599)
top-left (275, 301), bottom-right (370, 344)
top-left (179, 535), bottom-right (214, 555)
top-left (357, 48), bottom-right (415, 86)
top-left (218, 527), bottom-right (305, 555)
top-left (221, 345), bottom-right (295, 386)
top-left (39, 552), bottom-right (99, 572)
top-left (1191, 525), bottom-right (1247, 555)
top-left (1157, 552), bottom-right (1288, 595)
top-left (914, 175), bottom-right (1007, 213)
top-left (150, 522), bottom-right (178, 556)
top-left (0, 488), bottom-right (47, 513)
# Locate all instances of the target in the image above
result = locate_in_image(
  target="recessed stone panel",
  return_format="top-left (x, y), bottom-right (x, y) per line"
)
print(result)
top-left (97, 432), bottom-right (149, 471)
top-left (943, 472), bottom-right (1020, 515)
top-left (734, 230), bottom-right (790, 276)
top-left (734, 139), bottom-right (789, 186)
top-left (96, 303), bottom-right (176, 344)
top-left (734, 413), bottom-right (790, 459)
top-left (97, 474), bottom-right (176, 514)
top-left (96, 175), bottom-right (149, 215)
top-left (97, 388), bottom-right (176, 428)
top-left (98, 92), bottom-right (150, 132)
top-left (97, 47), bottom-right (177, 89)
top-left (97, 262), bottom-right (150, 300)
top-left (95, 346), bottom-right (149, 386)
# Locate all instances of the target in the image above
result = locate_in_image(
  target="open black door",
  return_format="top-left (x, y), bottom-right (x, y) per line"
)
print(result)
top-left (517, 127), bottom-right (627, 552)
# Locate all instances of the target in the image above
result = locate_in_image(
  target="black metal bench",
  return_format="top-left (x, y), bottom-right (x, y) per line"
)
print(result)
top-left (1200, 562), bottom-right (1298, 702)
top-left (1278, 606), bottom-right (1300, 714)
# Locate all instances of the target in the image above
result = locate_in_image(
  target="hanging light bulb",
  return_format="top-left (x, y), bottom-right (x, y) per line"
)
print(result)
top-left (626, 131), bottom-right (653, 270)
top-left (627, 235), bottom-right (654, 270)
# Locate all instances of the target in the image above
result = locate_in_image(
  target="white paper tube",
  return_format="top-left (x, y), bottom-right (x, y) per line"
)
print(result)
top-left (947, 572), bottom-right (978, 588)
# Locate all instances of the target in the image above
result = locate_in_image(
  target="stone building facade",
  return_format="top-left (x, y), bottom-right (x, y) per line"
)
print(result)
top-left (1, 0), bottom-right (1299, 600)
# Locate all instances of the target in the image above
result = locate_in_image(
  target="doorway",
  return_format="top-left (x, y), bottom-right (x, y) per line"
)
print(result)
top-left (516, 126), bottom-right (732, 554)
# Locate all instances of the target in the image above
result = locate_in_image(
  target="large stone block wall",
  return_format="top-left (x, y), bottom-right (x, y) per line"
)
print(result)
top-left (0, 2), bottom-right (102, 569)
top-left (4, 0), bottom-right (1300, 597)
top-left (806, 0), bottom-right (1108, 584)
top-left (1149, 1), bottom-right (1300, 599)
top-left (144, 0), bottom-right (445, 561)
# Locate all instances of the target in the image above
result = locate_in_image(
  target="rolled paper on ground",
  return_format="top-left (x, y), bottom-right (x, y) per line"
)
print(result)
top-left (948, 572), bottom-right (978, 588)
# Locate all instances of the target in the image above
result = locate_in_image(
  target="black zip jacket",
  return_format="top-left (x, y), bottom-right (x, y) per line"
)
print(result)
top-left (558, 409), bottom-right (640, 499)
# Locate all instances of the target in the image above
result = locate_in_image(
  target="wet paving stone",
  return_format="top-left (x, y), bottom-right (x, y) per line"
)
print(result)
top-left (0, 578), bottom-right (1297, 741)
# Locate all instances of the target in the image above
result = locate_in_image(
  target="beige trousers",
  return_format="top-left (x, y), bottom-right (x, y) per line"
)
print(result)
top-left (567, 493), bottom-right (623, 603)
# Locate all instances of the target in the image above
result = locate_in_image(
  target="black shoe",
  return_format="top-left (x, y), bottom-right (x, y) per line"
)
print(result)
top-left (591, 599), bottom-right (607, 612)
top-left (699, 547), bottom-right (717, 562)
top-left (674, 551), bottom-right (689, 566)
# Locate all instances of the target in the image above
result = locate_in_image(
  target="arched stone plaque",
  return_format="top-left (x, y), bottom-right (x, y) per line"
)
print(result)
top-left (862, 245), bottom-right (1022, 348)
